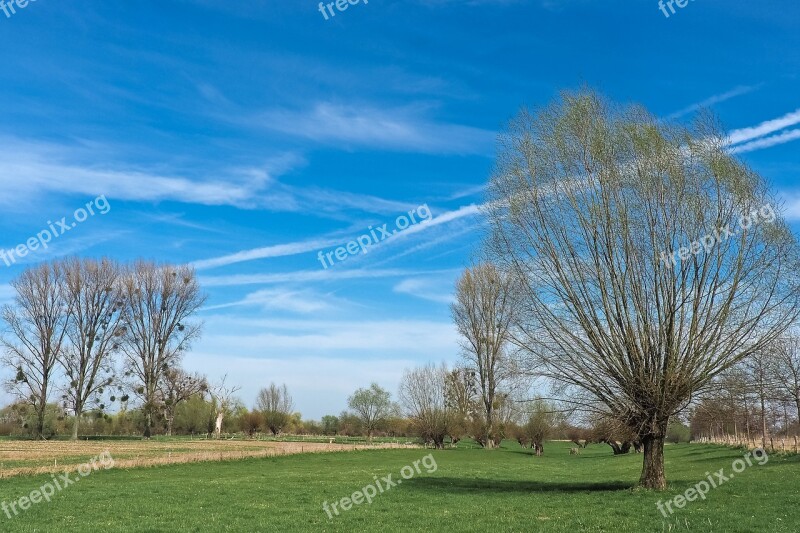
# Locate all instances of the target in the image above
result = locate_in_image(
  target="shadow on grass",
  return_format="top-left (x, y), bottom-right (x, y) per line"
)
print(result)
top-left (406, 477), bottom-right (634, 493)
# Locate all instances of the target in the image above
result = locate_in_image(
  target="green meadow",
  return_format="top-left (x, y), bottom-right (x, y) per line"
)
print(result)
top-left (0, 441), bottom-right (796, 532)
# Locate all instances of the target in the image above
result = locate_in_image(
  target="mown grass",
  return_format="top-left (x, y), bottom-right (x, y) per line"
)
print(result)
top-left (0, 441), bottom-right (796, 532)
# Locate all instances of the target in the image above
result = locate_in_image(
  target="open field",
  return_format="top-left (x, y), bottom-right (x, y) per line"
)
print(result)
top-left (0, 438), bottom-right (417, 478)
top-left (0, 441), bottom-right (797, 532)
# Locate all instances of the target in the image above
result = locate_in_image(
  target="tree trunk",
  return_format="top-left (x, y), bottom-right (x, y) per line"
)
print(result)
top-left (214, 412), bottom-right (224, 438)
top-left (71, 408), bottom-right (81, 440)
top-left (36, 401), bottom-right (46, 440)
top-left (36, 415), bottom-right (45, 440)
top-left (639, 435), bottom-right (666, 490)
top-left (606, 441), bottom-right (623, 455)
top-left (760, 393), bottom-right (767, 449)
top-left (144, 410), bottom-right (152, 438)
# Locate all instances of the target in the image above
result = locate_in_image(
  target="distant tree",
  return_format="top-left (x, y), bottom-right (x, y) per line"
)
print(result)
top-left (58, 258), bottom-right (125, 440)
top-left (321, 415), bottom-right (339, 435)
top-left (299, 419), bottom-right (323, 435)
top-left (158, 368), bottom-right (208, 436)
top-left (451, 263), bottom-right (519, 448)
top-left (399, 363), bottom-right (451, 448)
top-left (256, 383), bottom-right (294, 436)
top-left (666, 420), bottom-right (691, 444)
top-left (210, 375), bottom-right (241, 438)
top-left (565, 426), bottom-right (590, 448)
top-left (742, 350), bottom-right (778, 448)
top-left (520, 399), bottom-right (560, 456)
top-left (337, 410), bottom-right (362, 436)
top-left (348, 383), bottom-right (393, 442)
top-left (589, 415), bottom-right (641, 455)
top-left (1, 262), bottom-right (73, 440)
top-left (773, 334), bottom-right (800, 424)
top-left (174, 394), bottom-right (215, 435)
top-left (444, 367), bottom-right (478, 444)
top-left (240, 410), bottom-right (263, 437)
top-left (119, 262), bottom-right (205, 437)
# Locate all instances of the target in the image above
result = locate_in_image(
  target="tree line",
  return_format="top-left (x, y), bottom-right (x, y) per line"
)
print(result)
top-left (1, 258), bottom-right (204, 439)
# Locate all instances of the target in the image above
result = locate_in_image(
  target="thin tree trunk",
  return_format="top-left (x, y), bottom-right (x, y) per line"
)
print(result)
top-left (36, 395), bottom-right (47, 440)
top-left (639, 435), bottom-right (666, 490)
top-left (72, 408), bottom-right (81, 440)
top-left (214, 412), bottom-right (224, 438)
top-left (760, 393), bottom-right (767, 449)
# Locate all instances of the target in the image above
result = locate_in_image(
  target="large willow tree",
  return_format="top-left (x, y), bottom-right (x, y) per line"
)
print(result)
top-left (486, 90), bottom-right (800, 489)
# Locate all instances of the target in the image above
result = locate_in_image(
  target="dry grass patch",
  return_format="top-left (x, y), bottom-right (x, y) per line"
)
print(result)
top-left (0, 439), bottom-right (417, 478)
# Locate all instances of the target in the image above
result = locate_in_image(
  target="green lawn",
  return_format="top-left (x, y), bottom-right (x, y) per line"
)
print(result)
top-left (0, 441), bottom-right (796, 532)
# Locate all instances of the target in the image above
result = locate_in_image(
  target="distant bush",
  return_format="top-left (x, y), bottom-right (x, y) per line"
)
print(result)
top-left (667, 420), bottom-right (691, 443)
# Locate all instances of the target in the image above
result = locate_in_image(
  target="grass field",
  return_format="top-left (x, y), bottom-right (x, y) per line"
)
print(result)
top-left (0, 440), bottom-right (797, 532)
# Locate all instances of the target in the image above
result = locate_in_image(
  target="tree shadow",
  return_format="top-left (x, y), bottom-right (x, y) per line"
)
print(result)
top-left (405, 477), bottom-right (634, 493)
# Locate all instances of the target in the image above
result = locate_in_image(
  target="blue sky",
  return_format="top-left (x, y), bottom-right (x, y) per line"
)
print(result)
top-left (0, 0), bottom-right (799, 419)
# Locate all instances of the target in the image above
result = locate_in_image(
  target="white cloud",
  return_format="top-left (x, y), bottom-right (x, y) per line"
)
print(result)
top-left (0, 138), bottom-right (291, 210)
top-left (730, 128), bottom-right (800, 154)
top-left (193, 237), bottom-right (338, 270)
top-left (199, 268), bottom-right (441, 287)
top-left (667, 85), bottom-right (760, 120)
top-left (394, 277), bottom-right (455, 304)
top-left (255, 103), bottom-right (496, 155)
top-left (728, 108), bottom-right (800, 146)
top-left (193, 203), bottom-right (482, 272)
top-left (0, 138), bottom-right (414, 220)
top-left (203, 287), bottom-right (347, 314)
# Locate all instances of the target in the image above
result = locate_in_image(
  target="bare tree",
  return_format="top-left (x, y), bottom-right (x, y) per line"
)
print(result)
top-left (773, 334), bottom-right (800, 424)
top-left (256, 382), bottom-right (294, 435)
top-left (158, 367), bottom-right (208, 436)
top-left (486, 89), bottom-right (800, 488)
top-left (520, 399), bottom-right (561, 456)
top-left (211, 374), bottom-right (241, 438)
top-left (119, 262), bottom-right (205, 437)
top-left (444, 367), bottom-right (478, 444)
top-left (348, 383), bottom-right (393, 442)
top-left (399, 363), bottom-right (451, 448)
top-left (1, 262), bottom-right (72, 439)
top-left (451, 263), bottom-right (519, 448)
top-left (742, 350), bottom-right (779, 448)
top-left (589, 414), bottom-right (641, 455)
top-left (59, 258), bottom-right (125, 440)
